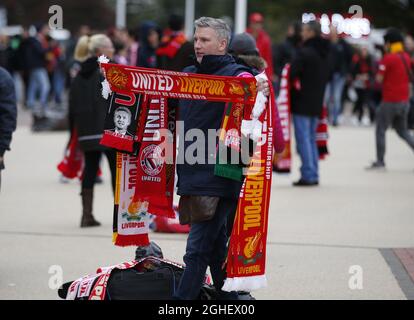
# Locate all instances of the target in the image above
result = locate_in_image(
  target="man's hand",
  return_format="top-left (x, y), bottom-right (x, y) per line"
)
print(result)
top-left (257, 78), bottom-right (270, 97)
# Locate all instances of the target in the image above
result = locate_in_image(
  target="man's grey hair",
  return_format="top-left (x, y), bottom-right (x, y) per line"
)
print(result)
top-left (194, 16), bottom-right (232, 47)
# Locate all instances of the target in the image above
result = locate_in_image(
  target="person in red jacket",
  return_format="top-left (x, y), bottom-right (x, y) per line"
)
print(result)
top-left (367, 28), bottom-right (414, 170)
top-left (246, 12), bottom-right (274, 81)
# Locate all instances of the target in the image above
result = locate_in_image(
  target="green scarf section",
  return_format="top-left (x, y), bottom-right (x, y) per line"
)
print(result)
top-left (214, 147), bottom-right (245, 181)
top-left (214, 102), bottom-right (254, 182)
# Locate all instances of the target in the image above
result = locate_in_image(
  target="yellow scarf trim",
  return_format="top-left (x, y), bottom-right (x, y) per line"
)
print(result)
top-left (390, 42), bottom-right (404, 53)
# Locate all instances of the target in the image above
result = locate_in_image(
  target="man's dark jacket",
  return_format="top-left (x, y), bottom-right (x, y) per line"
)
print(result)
top-left (328, 38), bottom-right (353, 77)
top-left (0, 67), bottom-right (17, 160)
top-left (177, 54), bottom-right (251, 199)
top-left (290, 36), bottom-right (331, 117)
top-left (23, 36), bottom-right (47, 70)
top-left (137, 21), bottom-right (161, 69)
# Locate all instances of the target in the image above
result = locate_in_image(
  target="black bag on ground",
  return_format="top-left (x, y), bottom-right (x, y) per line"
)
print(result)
top-left (105, 262), bottom-right (216, 300)
top-left (58, 242), bottom-right (217, 300)
top-left (105, 266), bottom-right (180, 300)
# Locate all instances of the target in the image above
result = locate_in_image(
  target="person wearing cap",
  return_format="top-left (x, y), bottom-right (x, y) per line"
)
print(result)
top-left (246, 12), bottom-right (274, 81)
top-left (367, 28), bottom-right (414, 170)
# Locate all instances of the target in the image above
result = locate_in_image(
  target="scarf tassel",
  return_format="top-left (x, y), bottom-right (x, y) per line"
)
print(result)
top-left (223, 275), bottom-right (268, 292)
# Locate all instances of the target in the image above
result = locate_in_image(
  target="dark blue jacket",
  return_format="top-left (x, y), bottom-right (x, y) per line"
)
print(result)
top-left (290, 36), bottom-right (331, 117)
top-left (0, 67), bottom-right (17, 159)
top-left (177, 54), bottom-right (252, 198)
top-left (22, 36), bottom-right (47, 70)
top-left (137, 21), bottom-right (161, 68)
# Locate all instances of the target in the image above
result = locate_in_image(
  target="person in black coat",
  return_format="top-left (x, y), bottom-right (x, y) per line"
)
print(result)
top-left (324, 26), bottom-right (354, 126)
top-left (0, 67), bottom-right (17, 190)
top-left (24, 24), bottom-right (51, 131)
top-left (290, 21), bottom-right (330, 186)
top-left (69, 34), bottom-right (116, 227)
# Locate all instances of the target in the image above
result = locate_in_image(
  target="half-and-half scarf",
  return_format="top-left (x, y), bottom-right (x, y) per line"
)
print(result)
top-left (100, 60), bottom-right (272, 291)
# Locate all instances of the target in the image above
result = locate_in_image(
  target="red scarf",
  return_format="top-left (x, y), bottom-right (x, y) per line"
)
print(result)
top-left (57, 129), bottom-right (102, 180)
top-left (317, 105), bottom-right (329, 160)
top-left (273, 64), bottom-right (292, 172)
top-left (129, 96), bottom-right (176, 218)
top-left (57, 129), bottom-right (84, 179)
top-left (100, 63), bottom-right (257, 103)
top-left (222, 84), bottom-right (274, 292)
top-left (156, 31), bottom-right (187, 59)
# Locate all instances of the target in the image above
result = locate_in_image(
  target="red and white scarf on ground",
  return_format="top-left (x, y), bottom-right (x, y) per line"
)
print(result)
top-left (100, 59), bottom-right (271, 291)
top-left (273, 64), bottom-right (292, 173)
top-left (150, 204), bottom-right (190, 234)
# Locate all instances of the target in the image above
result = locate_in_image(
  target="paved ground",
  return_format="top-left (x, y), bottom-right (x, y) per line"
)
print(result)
top-left (1, 107), bottom-right (414, 300)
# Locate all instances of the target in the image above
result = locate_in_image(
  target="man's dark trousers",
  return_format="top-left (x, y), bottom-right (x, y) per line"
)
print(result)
top-left (173, 197), bottom-right (238, 300)
top-left (376, 101), bottom-right (414, 164)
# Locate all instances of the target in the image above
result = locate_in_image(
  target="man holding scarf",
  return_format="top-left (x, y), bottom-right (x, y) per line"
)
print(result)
top-left (174, 17), bottom-right (269, 300)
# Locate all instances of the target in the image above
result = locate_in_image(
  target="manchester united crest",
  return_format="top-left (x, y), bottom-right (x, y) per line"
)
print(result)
top-left (107, 66), bottom-right (128, 90)
top-left (140, 144), bottom-right (164, 176)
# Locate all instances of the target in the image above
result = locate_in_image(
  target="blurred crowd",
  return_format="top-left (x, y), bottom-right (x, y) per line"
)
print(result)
top-left (0, 14), bottom-right (194, 131)
top-left (0, 12), bottom-right (414, 132)
top-left (272, 19), bottom-right (414, 128)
